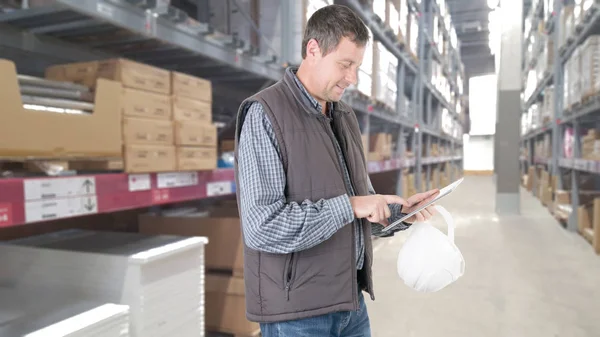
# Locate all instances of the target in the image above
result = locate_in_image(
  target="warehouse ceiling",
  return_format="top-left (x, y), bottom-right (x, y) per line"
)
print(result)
top-left (446, 0), bottom-right (532, 82)
top-left (446, 0), bottom-right (495, 80)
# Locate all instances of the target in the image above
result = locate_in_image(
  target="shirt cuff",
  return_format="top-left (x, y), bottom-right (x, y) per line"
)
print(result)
top-left (328, 194), bottom-right (355, 229)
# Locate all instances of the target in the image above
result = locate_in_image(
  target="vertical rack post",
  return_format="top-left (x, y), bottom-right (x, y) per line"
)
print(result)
top-left (552, 0), bottom-right (563, 192)
top-left (415, 0), bottom-right (427, 192)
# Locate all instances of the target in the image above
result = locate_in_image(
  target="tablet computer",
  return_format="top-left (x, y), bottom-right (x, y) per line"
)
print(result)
top-left (381, 177), bottom-right (464, 233)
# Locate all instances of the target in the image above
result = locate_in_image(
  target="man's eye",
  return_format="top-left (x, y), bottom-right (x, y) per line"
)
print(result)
top-left (340, 63), bottom-right (350, 69)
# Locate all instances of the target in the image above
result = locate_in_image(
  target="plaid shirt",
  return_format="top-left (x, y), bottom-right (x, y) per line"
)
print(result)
top-left (237, 71), bottom-right (409, 269)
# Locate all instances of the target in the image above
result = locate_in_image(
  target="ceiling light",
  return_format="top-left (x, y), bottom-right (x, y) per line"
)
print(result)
top-left (487, 0), bottom-right (499, 9)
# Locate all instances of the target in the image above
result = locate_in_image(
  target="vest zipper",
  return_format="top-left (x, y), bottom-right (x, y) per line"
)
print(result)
top-left (284, 253), bottom-right (295, 300)
top-left (320, 115), bottom-right (359, 311)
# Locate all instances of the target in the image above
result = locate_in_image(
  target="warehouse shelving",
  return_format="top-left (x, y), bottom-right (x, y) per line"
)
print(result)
top-left (520, 0), bottom-right (600, 237)
top-left (0, 0), bottom-right (467, 228)
top-left (0, 154), bottom-right (464, 227)
top-left (342, 0), bottom-right (465, 196)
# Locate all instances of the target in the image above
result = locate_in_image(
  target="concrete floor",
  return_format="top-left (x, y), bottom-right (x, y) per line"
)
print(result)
top-left (367, 176), bottom-right (600, 337)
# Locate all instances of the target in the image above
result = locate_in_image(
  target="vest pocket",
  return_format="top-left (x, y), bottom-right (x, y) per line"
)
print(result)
top-left (283, 253), bottom-right (295, 300)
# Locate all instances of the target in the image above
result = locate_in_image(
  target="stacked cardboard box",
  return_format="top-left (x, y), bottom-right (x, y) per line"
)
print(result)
top-left (534, 134), bottom-right (552, 159)
top-left (431, 168), bottom-right (440, 189)
top-left (582, 129), bottom-right (600, 160)
top-left (537, 170), bottom-right (558, 206)
top-left (368, 133), bottom-right (393, 161)
top-left (171, 71), bottom-right (217, 171)
top-left (0, 59), bottom-right (122, 159)
top-left (577, 198), bottom-right (600, 254)
top-left (139, 203), bottom-right (260, 336)
top-left (46, 58), bottom-right (177, 173)
top-left (402, 173), bottom-right (417, 197)
top-left (46, 59), bottom-right (218, 172)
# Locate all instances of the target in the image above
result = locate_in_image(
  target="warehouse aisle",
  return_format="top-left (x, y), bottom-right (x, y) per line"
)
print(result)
top-left (367, 176), bottom-right (600, 337)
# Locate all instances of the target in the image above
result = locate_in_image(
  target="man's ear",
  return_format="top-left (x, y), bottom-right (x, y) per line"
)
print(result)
top-left (305, 38), bottom-right (321, 59)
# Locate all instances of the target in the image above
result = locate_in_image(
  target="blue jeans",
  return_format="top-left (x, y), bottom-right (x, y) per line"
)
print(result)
top-left (260, 291), bottom-right (371, 337)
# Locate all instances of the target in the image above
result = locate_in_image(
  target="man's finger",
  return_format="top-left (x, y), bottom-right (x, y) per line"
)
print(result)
top-left (416, 211), bottom-right (425, 222)
top-left (426, 205), bottom-right (437, 215)
top-left (383, 204), bottom-right (391, 219)
top-left (382, 195), bottom-right (409, 207)
top-left (426, 189), bottom-right (440, 197)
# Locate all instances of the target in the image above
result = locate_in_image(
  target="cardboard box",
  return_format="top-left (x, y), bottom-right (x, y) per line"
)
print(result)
top-left (205, 274), bottom-right (259, 336)
top-left (97, 58), bottom-right (170, 94)
top-left (1, 59), bottom-right (122, 158)
top-left (555, 190), bottom-right (570, 205)
top-left (171, 71), bottom-right (212, 102)
top-left (174, 121), bottom-right (217, 147)
top-left (124, 144), bottom-right (176, 173)
top-left (221, 140), bottom-right (235, 153)
top-left (369, 133), bottom-right (392, 159)
top-left (122, 118), bottom-right (174, 145)
top-left (122, 88), bottom-right (172, 120)
top-left (45, 60), bottom-right (102, 88)
top-left (171, 95), bottom-right (212, 123)
top-left (138, 210), bottom-right (244, 274)
top-left (176, 146), bottom-right (217, 171)
top-left (47, 58), bottom-right (171, 94)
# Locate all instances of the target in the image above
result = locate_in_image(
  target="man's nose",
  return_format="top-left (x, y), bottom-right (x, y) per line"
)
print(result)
top-left (346, 69), bottom-right (358, 86)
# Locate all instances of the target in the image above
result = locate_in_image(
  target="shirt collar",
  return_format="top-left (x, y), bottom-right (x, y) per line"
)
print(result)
top-left (289, 68), bottom-right (334, 117)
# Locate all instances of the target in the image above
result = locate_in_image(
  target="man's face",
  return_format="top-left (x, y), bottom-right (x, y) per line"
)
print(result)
top-left (310, 37), bottom-right (366, 102)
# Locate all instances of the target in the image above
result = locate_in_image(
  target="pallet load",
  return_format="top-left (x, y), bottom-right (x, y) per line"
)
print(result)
top-left (582, 129), bottom-right (600, 160)
top-left (171, 71), bottom-right (217, 171)
top-left (138, 203), bottom-right (259, 337)
top-left (0, 59), bottom-right (122, 161)
top-left (373, 41), bottom-right (398, 112)
top-left (43, 58), bottom-right (218, 173)
top-left (0, 287), bottom-right (130, 337)
top-left (368, 133), bottom-right (393, 161)
top-left (580, 35), bottom-right (600, 102)
top-left (578, 199), bottom-right (600, 254)
top-left (0, 230), bottom-right (208, 337)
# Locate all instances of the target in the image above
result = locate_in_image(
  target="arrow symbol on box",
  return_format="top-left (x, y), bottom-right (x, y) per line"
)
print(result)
top-left (84, 198), bottom-right (95, 211)
top-left (83, 179), bottom-right (94, 194)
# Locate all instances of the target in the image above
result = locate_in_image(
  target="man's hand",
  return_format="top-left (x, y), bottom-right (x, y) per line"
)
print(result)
top-left (350, 194), bottom-right (409, 224)
top-left (401, 189), bottom-right (440, 223)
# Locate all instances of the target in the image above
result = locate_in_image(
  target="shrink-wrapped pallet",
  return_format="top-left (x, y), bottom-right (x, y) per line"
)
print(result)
top-left (581, 35), bottom-right (600, 99)
top-left (570, 47), bottom-right (583, 106)
top-left (542, 86), bottom-right (554, 123)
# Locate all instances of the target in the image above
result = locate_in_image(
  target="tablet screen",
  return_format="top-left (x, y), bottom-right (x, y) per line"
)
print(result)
top-left (381, 177), bottom-right (464, 233)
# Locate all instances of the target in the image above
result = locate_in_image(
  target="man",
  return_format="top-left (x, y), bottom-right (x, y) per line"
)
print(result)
top-left (233, 5), bottom-right (439, 336)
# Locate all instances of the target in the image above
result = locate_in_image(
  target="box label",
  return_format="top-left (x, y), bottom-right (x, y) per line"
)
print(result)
top-left (24, 196), bottom-right (98, 223)
top-left (157, 172), bottom-right (199, 188)
top-left (128, 174), bottom-right (151, 191)
top-left (207, 181), bottom-right (233, 197)
top-left (24, 177), bottom-right (96, 201)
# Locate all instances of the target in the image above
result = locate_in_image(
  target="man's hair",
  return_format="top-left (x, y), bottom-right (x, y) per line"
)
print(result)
top-left (302, 5), bottom-right (370, 59)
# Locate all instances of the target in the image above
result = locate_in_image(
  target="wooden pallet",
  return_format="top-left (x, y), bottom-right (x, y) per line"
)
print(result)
top-left (0, 157), bottom-right (124, 176)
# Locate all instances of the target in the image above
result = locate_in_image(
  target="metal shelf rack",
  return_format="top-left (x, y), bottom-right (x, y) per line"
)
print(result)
top-left (0, 0), bottom-right (466, 227)
top-left (520, 0), bottom-right (600, 233)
